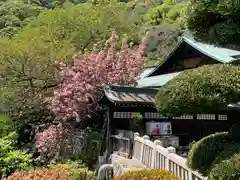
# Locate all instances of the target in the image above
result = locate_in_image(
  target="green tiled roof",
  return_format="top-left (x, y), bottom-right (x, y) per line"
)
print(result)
top-left (138, 66), bottom-right (157, 79)
top-left (183, 36), bottom-right (240, 63)
top-left (137, 71), bottom-right (181, 88)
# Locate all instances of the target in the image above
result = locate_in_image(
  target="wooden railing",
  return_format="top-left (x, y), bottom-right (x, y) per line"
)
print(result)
top-left (132, 133), bottom-right (208, 180)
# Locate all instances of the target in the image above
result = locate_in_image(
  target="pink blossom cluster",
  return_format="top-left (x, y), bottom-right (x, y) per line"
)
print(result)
top-left (35, 122), bottom-right (84, 159)
top-left (47, 31), bottom-right (146, 121)
top-left (35, 123), bottom-right (64, 159)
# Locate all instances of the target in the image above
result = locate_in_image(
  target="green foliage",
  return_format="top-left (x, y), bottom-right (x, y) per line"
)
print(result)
top-left (229, 124), bottom-right (240, 141)
top-left (187, 124), bottom-right (240, 177)
top-left (211, 143), bottom-right (240, 169)
top-left (130, 112), bottom-right (143, 132)
top-left (144, 5), bottom-right (163, 25)
top-left (187, 0), bottom-right (240, 46)
top-left (156, 64), bottom-right (240, 116)
top-left (0, 0), bottom-right (44, 37)
top-left (189, 140), bottom-right (196, 150)
top-left (114, 169), bottom-right (180, 180)
top-left (30, 0), bottom-right (88, 9)
top-left (126, 0), bottom-right (162, 22)
top-left (209, 154), bottom-right (240, 180)
top-left (141, 24), bottom-right (180, 60)
top-left (0, 150), bottom-right (32, 177)
top-left (70, 129), bottom-right (101, 168)
top-left (0, 132), bottom-right (32, 178)
top-left (187, 132), bottom-right (230, 176)
top-left (143, 0), bottom-right (188, 29)
top-left (139, 0), bottom-right (187, 67)
top-left (132, 112), bottom-right (143, 120)
top-left (0, 0), bottom-right (89, 37)
top-left (0, 132), bottom-right (18, 153)
top-left (0, 0), bottom-right (140, 97)
top-left (25, 1), bottom-right (139, 52)
top-left (49, 161), bottom-right (94, 180)
top-left (0, 115), bottom-right (13, 138)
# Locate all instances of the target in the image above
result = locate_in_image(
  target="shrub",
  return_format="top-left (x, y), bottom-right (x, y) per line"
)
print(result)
top-left (156, 64), bottom-right (240, 116)
top-left (0, 115), bottom-right (13, 138)
top-left (0, 150), bottom-right (32, 178)
top-left (211, 143), bottom-right (240, 170)
top-left (5, 166), bottom-right (70, 180)
top-left (229, 124), bottom-right (240, 141)
top-left (187, 132), bottom-right (231, 176)
top-left (50, 161), bottom-right (94, 180)
top-left (0, 132), bottom-right (33, 178)
top-left (5, 162), bottom-right (94, 180)
top-left (114, 169), bottom-right (180, 180)
top-left (209, 154), bottom-right (240, 180)
top-left (186, 0), bottom-right (240, 46)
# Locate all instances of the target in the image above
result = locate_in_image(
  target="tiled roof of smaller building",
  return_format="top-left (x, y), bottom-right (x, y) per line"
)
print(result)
top-left (103, 85), bottom-right (157, 104)
top-left (102, 85), bottom-right (240, 110)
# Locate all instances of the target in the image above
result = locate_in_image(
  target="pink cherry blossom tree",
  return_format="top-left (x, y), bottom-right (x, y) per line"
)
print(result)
top-left (46, 31), bottom-right (146, 121)
top-left (36, 32), bottom-right (146, 160)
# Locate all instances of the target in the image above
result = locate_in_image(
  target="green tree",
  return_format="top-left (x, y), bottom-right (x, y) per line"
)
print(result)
top-left (143, 0), bottom-right (188, 29)
top-left (126, 0), bottom-right (162, 24)
top-left (0, 1), bottom-right (140, 99)
top-left (29, 0), bottom-right (87, 8)
top-left (0, 0), bottom-right (44, 37)
top-left (138, 0), bottom-right (185, 66)
top-left (141, 24), bottom-right (180, 63)
top-left (187, 0), bottom-right (240, 46)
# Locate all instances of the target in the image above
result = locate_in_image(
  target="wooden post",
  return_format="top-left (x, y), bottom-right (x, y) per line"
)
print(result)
top-left (106, 107), bottom-right (112, 163)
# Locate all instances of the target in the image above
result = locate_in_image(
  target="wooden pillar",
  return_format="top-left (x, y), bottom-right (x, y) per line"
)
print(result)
top-left (109, 107), bottom-right (114, 155)
top-left (106, 106), bottom-right (114, 163)
top-left (141, 111), bottom-right (146, 136)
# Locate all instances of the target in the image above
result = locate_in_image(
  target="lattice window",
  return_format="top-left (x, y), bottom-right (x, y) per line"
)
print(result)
top-left (172, 114), bottom-right (193, 119)
top-left (197, 114), bottom-right (215, 120)
top-left (144, 112), bottom-right (168, 119)
top-left (218, 114), bottom-right (228, 121)
top-left (113, 112), bottom-right (132, 119)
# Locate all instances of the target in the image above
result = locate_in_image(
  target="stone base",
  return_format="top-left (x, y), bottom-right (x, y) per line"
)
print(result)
top-left (111, 154), bottom-right (147, 176)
